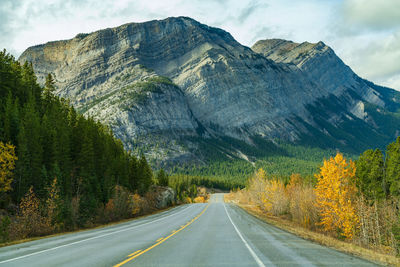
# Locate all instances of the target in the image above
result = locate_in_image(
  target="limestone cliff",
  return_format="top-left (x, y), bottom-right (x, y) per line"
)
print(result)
top-left (19, 17), bottom-right (400, 164)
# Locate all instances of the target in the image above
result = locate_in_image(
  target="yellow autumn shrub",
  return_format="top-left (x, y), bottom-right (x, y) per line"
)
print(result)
top-left (0, 142), bottom-right (17, 193)
top-left (194, 196), bottom-right (206, 203)
top-left (314, 153), bottom-right (359, 239)
top-left (287, 175), bottom-right (318, 229)
top-left (261, 178), bottom-right (289, 216)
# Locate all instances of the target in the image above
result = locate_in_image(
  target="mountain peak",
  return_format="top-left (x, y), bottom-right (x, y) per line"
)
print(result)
top-left (251, 38), bottom-right (331, 66)
top-left (18, 18), bottom-right (400, 165)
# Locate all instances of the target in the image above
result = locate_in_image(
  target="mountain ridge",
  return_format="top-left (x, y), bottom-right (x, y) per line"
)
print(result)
top-left (18, 16), bottom-right (400, 166)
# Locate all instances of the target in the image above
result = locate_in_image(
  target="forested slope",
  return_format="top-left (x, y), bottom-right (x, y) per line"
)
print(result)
top-left (0, 50), bottom-right (154, 234)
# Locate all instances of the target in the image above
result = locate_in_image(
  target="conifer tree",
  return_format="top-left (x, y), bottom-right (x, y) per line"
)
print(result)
top-left (137, 155), bottom-right (153, 195)
top-left (0, 50), bottom-right (156, 233)
top-left (157, 169), bottom-right (168, 186)
top-left (44, 73), bottom-right (56, 99)
top-left (356, 149), bottom-right (385, 199)
top-left (385, 137), bottom-right (400, 197)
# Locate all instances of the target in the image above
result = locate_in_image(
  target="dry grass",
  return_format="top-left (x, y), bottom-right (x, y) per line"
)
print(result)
top-left (0, 204), bottom-right (178, 248)
top-left (225, 194), bottom-right (399, 267)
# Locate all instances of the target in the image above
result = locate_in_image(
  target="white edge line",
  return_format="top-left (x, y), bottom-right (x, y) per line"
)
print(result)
top-left (223, 203), bottom-right (266, 267)
top-left (0, 205), bottom-right (194, 264)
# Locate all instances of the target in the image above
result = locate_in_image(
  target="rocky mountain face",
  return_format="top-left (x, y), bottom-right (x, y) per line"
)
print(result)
top-left (19, 17), bottom-right (400, 166)
top-left (252, 39), bottom-right (384, 106)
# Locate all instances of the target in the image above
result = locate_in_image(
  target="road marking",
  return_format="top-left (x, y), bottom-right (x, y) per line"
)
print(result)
top-left (0, 205), bottom-right (194, 265)
top-left (114, 204), bottom-right (209, 267)
top-left (223, 203), bottom-right (267, 267)
top-left (128, 250), bottom-right (142, 257)
top-left (156, 237), bottom-right (163, 242)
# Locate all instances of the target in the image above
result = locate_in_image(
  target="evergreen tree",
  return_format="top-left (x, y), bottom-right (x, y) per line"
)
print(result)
top-left (356, 149), bottom-right (385, 199)
top-left (137, 155), bottom-right (153, 195)
top-left (44, 73), bottom-right (56, 99)
top-left (385, 137), bottom-right (400, 197)
top-left (21, 97), bottom-right (44, 197)
top-left (157, 169), bottom-right (168, 186)
top-left (0, 50), bottom-right (156, 232)
top-left (21, 62), bottom-right (41, 103)
top-left (128, 155), bottom-right (138, 192)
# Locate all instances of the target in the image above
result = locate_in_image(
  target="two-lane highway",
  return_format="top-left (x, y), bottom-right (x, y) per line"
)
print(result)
top-left (0, 194), bottom-right (380, 266)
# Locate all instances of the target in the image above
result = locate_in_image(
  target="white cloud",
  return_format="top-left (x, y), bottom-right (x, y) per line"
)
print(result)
top-left (324, 0), bottom-right (400, 90)
top-left (0, 0), bottom-right (399, 90)
top-left (380, 74), bottom-right (400, 90)
top-left (343, 0), bottom-right (400, 29)
top-left (0, 0), bottom-right (337, 55)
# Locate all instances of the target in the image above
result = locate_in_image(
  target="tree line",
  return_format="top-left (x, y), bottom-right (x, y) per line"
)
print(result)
top-left (0, 50), bottom-right (154, 234)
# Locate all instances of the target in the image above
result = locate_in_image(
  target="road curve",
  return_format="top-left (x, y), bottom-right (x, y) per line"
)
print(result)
top-left (0, 194), bottom-right (380, 266)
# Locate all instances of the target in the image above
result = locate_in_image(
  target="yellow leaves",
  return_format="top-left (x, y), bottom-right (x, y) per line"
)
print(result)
top-left (15, 186), bottom-right (49, 238)
top-left (45, 178), bottom-right (61, 230)
top-left (131, 193), bottom-right (144, 216)
top-left (234, 156), bottom-right (360, 239)
top-left (256, 168), bottom-right (266, 180)
top-left (0, 141), bottom-right (17, 193)
top-left (289, 184), bottom-right (318, 229)
top-left (247, 168), bottom-right (289, 216)
top-left (193, 196), bottom-right (206, 203)
top-left (314, 153), bottom-right (359, 239)
top-left (261, 178), bottom-right (287, 215)
top-left (19, 186), bottom-right (39, 218)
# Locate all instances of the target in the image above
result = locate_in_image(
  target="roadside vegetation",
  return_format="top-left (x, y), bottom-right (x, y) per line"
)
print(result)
top-left (227, 138), bottom-right (400, 264)
top-left (0, 50), bottom-right (175, 244)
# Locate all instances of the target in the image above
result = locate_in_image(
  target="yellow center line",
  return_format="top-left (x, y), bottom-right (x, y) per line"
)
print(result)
top-left (156, 237), bottom-right (163, 242)
top-left (128, 250), bottom-right (142, 257)
top-left (113, 204), bottom-right (209, 267)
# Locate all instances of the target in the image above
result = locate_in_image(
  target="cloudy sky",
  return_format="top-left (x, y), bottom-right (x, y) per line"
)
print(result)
top-left (1, 0), bottom-right (400, 90)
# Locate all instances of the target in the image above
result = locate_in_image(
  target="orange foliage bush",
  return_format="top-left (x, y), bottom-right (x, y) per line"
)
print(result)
top-left (103, 186), bottom-right (148, 222)
top-left (45, 178), bottom-right (61, 231)
top-left (10, 187), bottom-right (49, 239)
top-left (131, 193), bottom-right (145, 216)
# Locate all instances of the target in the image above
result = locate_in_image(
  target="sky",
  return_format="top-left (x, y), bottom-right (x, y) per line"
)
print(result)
top-left (1, 0), bottom-right (400, 90)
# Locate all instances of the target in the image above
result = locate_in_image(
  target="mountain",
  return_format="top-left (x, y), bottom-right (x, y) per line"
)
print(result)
top-left (18, 17), bottom-right (400, 167)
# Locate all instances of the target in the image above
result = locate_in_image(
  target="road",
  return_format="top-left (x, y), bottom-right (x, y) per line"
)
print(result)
top-left (0, 194), bottom-right (379, 266)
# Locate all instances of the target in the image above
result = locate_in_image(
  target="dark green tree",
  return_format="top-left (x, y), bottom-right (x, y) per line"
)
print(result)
top-left (385, 137), bottom-right (400, 197)
top-left (137, 155), bottom-right (153, 195)
top-left (0, 49), bottom-right (156, 232)
top-left (44, 73), bottom-right (56, 99)
top-left (157, 169), bottom-right (168, 186)
top-left (356, 149), bottom-right (385, 199)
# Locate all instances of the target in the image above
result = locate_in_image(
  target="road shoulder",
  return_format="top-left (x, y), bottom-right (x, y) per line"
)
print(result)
top-left (233, 203), bottom-right (398, 266)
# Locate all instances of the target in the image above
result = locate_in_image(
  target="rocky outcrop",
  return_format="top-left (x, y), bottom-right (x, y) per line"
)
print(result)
top-left (19, 17), bottom-right (400, 163)
top-left (252, 39), bottom-right (385, 106)
top-left (152, 186), bottom-right (175, 209)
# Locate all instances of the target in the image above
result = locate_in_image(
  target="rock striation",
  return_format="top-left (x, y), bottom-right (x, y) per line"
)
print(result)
top-left (19, 17), bottom-right (400, 164)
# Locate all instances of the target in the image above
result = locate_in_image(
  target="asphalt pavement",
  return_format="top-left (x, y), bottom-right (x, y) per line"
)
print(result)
top-left (0, 193), bottom-right (380, 266)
